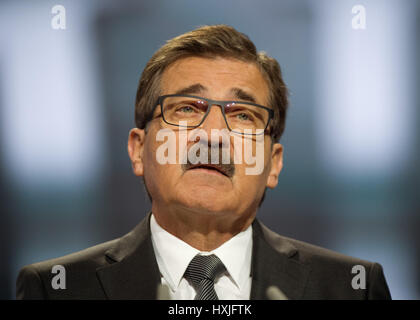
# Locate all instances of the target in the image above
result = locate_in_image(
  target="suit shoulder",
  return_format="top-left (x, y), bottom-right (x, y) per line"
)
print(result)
top-left (281, 235), bottom-right (391, 299)
top-left (20, 238), bottom-right (119, 276)
top-left (258, 221), bottom-right (375, 268)
top-left (287, 236), bottom-right (373, 267)
top-left (257, 221), bottom-right (391, 299)
top-left (16, 238), bottom-right (120, 299)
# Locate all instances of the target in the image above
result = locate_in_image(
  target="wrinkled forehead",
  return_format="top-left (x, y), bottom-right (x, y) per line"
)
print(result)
top-left (160, 56), bottom-right (271, 106)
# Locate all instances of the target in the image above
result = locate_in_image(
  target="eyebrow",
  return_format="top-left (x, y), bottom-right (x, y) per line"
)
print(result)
top-left (229, 87), bottom-right (257, 104)
top-left (174, 83), bottom-right (206, 96)
top-left (174, 84), bottom-right (258, 104)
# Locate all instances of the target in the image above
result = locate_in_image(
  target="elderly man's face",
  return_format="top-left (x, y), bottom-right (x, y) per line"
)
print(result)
top-left (129, 57), bottom-right (283, 219)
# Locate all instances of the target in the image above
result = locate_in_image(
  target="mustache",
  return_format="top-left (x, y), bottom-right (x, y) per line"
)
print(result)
top-left (181, 148), bottom-right (235, 178)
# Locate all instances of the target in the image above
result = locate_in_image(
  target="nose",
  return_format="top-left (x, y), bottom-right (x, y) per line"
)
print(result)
top-left (200, 104), bottom-right (228, 131)
top-left (196, 104), bottom-right (230, 148)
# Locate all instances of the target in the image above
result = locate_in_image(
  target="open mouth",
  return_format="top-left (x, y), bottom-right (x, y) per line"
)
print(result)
top-left (187, 164), bottom-right (228, 177)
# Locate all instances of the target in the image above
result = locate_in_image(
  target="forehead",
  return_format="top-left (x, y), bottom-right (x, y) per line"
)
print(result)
top-left (160, 56), bottom-right (270, 105)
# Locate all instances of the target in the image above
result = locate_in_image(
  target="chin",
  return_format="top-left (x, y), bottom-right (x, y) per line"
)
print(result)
top-left (179, 192), bottom-right (232, 215)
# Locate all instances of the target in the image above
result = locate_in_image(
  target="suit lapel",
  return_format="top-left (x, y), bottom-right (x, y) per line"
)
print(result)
top-left (250, 220), bottom-right (311, 300)
top-left (96, 213), bottom-right (161, 299)
top-left (95, 213), bottom-right (310, 300)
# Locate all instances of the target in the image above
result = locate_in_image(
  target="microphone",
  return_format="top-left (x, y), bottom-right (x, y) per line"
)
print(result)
top-left (266, 286), bottom-right (288, 300)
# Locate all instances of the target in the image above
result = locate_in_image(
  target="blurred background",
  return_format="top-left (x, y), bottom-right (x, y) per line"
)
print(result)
top-left (0, 0), bottom-right (419, 299)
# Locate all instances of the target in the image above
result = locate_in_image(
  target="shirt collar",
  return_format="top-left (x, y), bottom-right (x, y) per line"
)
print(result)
top-left (150, 213), bottom-right (252, 292)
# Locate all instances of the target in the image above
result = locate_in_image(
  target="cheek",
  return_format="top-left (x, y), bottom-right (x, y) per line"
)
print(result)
top-left (143, 137), bottom-right (165, 191)
top-left (229, 169), bottom-right (266, 210)
top-left (230, 139), bottom-right (272, 201)
top-left (232, 136), bottom-right (271, 176)
top-left (233, 161), bottom-right (267, 191)
top-left (143, 133), bottom-right (183, 192)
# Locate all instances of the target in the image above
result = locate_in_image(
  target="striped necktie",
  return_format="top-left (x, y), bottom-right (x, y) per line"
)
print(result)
top-left (184, 254), bottom-right (226, 300)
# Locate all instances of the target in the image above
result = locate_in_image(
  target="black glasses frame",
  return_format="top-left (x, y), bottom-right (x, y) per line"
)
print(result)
top-left (155, 94), bottom-right (274, 136)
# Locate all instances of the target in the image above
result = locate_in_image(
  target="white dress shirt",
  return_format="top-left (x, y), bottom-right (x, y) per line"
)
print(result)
top-left (150, 213), bottom-right (253, 300)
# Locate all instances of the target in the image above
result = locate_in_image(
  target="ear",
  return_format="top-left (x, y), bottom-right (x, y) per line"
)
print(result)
top-left (266, 143), bottom-right (283, 189)
top-left (128, 128), bottom-right (146, 176)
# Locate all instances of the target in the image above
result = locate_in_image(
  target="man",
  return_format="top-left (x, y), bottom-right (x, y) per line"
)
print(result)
top-left (16, 25), bottom-right (391, 300)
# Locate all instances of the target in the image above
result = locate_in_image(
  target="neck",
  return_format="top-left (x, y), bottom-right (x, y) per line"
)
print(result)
top-left (151, 204), bottom-right (255, 251)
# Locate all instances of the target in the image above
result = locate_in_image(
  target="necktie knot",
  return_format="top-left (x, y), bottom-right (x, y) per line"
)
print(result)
top-left (184, 254), bottom-right (226, 300)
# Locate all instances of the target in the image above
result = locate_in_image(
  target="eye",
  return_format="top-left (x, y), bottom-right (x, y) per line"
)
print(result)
top-left (236, 113), bottom-right (251, 121)
top-left (228, 108), bottom-right (254, 122)
top-left (178, 105), bottom-right (195, 113)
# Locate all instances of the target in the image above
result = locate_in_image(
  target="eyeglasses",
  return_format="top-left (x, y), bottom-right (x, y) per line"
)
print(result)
top-left (154, 94), bottom-right (274, 135)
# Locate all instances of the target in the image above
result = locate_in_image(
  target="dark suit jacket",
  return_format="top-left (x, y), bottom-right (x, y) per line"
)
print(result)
top-left (16, 213), bottom-right (391, 299)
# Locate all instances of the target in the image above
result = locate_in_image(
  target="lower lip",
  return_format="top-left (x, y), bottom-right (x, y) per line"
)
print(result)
top-left (188, 167), bottom-right (227, 177)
